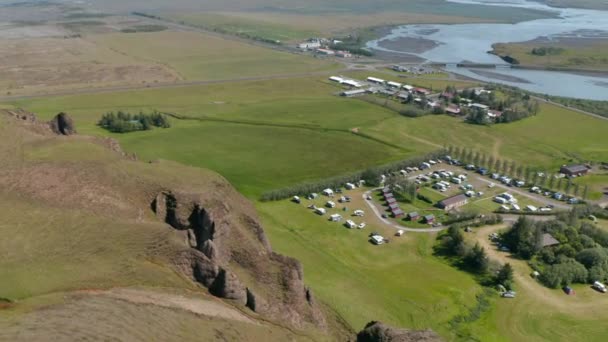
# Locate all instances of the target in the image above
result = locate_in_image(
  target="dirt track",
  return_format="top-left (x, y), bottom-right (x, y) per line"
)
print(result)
top-left (100, 288), bottom-right (258, 324)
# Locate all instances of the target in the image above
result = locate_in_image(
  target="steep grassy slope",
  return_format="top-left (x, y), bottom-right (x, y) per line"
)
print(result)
top-left (0, 113), bottom-right (345, 340)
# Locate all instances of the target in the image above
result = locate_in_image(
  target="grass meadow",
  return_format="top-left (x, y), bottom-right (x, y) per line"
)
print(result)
top-left (8, 76), bottom-right (608, 197)
top-left (89, 31), bottom-right (340, 81)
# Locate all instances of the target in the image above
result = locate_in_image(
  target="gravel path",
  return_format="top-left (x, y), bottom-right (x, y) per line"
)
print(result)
top-left (361, 189), bottom-right (446, 233)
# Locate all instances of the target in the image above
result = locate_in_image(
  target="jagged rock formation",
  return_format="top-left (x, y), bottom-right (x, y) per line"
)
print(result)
top-left (357, 321), bottom-right (443, 342)
top-left (49, 112), bottom-right (76, 136)
top-left (153, 191), bottom-right (327, 330)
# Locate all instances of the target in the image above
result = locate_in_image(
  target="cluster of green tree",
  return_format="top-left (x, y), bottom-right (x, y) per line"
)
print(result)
top-left (530, 46), bottom-right (564, 56)
top-left (459, 87), bottom-right (540, 125)
top-left (260, 150), bottom-right (446, 201)
top-left (501, 214), bottom-right (608, 288)
top-left (330, 35), bottom-right (374, 56)
top-left (439, 225), bottom-right (514, 289)
top-left (446, 145), bottom-right (590, 200)
top-left (121, 25), bottom-right (168, 33)
top-left (98, 110), bottom-right (171, 133)
top-left (384, 177), bottom-right (417, 203)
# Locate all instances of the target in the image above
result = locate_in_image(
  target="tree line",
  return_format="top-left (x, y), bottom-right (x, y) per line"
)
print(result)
top-left (446, 145), bottom-right (590, 200)
top-left (98, 110), bottom-right (171, 133)
top-left (260, 150), bottom-right (446, 201)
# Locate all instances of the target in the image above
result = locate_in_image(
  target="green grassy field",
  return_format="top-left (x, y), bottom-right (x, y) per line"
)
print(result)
top-left (8, 76), bottom-right (608, 197)
top-left (572, 173), bottom-right (608, 201)
top-left (256, 199), bottom-right (485, 339)
top-left (166, 12), bottom-right (319, 42)
top-left (365, 101), bottom-right (608, 170)
top-left (89, 31), bottom-right (339, 81)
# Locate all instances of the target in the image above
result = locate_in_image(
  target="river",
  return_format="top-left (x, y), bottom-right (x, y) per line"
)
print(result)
top-left (366, 0), bottom-right (608, 100)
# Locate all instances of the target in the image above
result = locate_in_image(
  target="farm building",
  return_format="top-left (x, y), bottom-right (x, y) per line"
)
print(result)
top-left (341, 89), bottom-right (366, 97)
top-left (341, 79), bottom-right (363, 88)
top-left (541, 233), bottom-right (560, 248)
top-left (387, 197), bottom-right (397, 204)
top-left (470, 103), bottom-right (489, 112)
top-left (438, 194), bottom-right (469, 211)
top-left (560, 164), bottom-right (589, 177)
top-left (389, 203), bottom-right (400, 210)
top-left (408, 212), bottom-right (420, 221)
top-left (387, 81), bottom-right (402, 89)
top-left (424, 215), bottom-right (435, 224)
top-left (329, 76), bottom-right (344, 83)
top-left (298, 40), bottom-right (321, 49)
top-left (367, 77), bottom-right (385, 84)
top-left (316, 48), bottom-right (335, 55)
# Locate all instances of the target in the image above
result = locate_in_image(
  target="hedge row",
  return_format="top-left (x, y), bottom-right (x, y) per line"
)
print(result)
top-left (260, 150), bottom-right (446, 201)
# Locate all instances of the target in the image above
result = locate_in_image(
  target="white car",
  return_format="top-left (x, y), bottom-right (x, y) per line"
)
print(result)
top-left (358, 223), bottom-right (367, 229)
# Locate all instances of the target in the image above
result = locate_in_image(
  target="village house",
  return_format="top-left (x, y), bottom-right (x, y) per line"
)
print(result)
top-left (367, 76), bottom-right (385, 85)
top-left (392, 208), bottom-right (405, 218)
top-left (298, 40), bottom-right (321, 50)
top-left (445, 105), bottom-right (462, 115)
top-left (438, 194), bottom-right (469, 211)
top-left (560, 164), bottom-right (589, 177)
top-left (424, 214), bottom-right (435, 224)
top-left (335, 51), bottom-right (352, 58)
top-left (408, 212), bottom-right (420, 221)
top-left (541, 233), bottom-right (560, 248)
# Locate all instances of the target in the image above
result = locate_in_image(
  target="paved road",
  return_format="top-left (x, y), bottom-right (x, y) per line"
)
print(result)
top-left (362, 189), bottom-right (447, 233)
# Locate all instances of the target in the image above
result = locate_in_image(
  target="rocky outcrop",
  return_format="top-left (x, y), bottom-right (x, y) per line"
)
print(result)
top-left (357, 322), bottom-right (443, 342)
top-left (153, 190), bottom-right (327, 330)
top-left (49, 112), bottom-right (76, 135)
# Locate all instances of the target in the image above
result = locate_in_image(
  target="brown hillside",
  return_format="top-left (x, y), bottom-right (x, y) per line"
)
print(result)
top-left (0, 109), bottom-right (350, 339)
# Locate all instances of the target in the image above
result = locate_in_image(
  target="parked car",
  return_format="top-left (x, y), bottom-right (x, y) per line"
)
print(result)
top-left (563, 286), bottom-right (575, 295)
top-left (592, 281), bottom-right (607, 293)
top-left (502, 291), bottom-right (516, 298)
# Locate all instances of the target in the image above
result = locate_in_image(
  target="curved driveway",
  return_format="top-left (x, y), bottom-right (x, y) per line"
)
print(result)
top-left (362, 189), bottom-right (447, 233)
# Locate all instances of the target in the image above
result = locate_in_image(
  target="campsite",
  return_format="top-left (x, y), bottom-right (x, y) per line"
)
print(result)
top-left (1, 1), bottom-right (608, 341)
